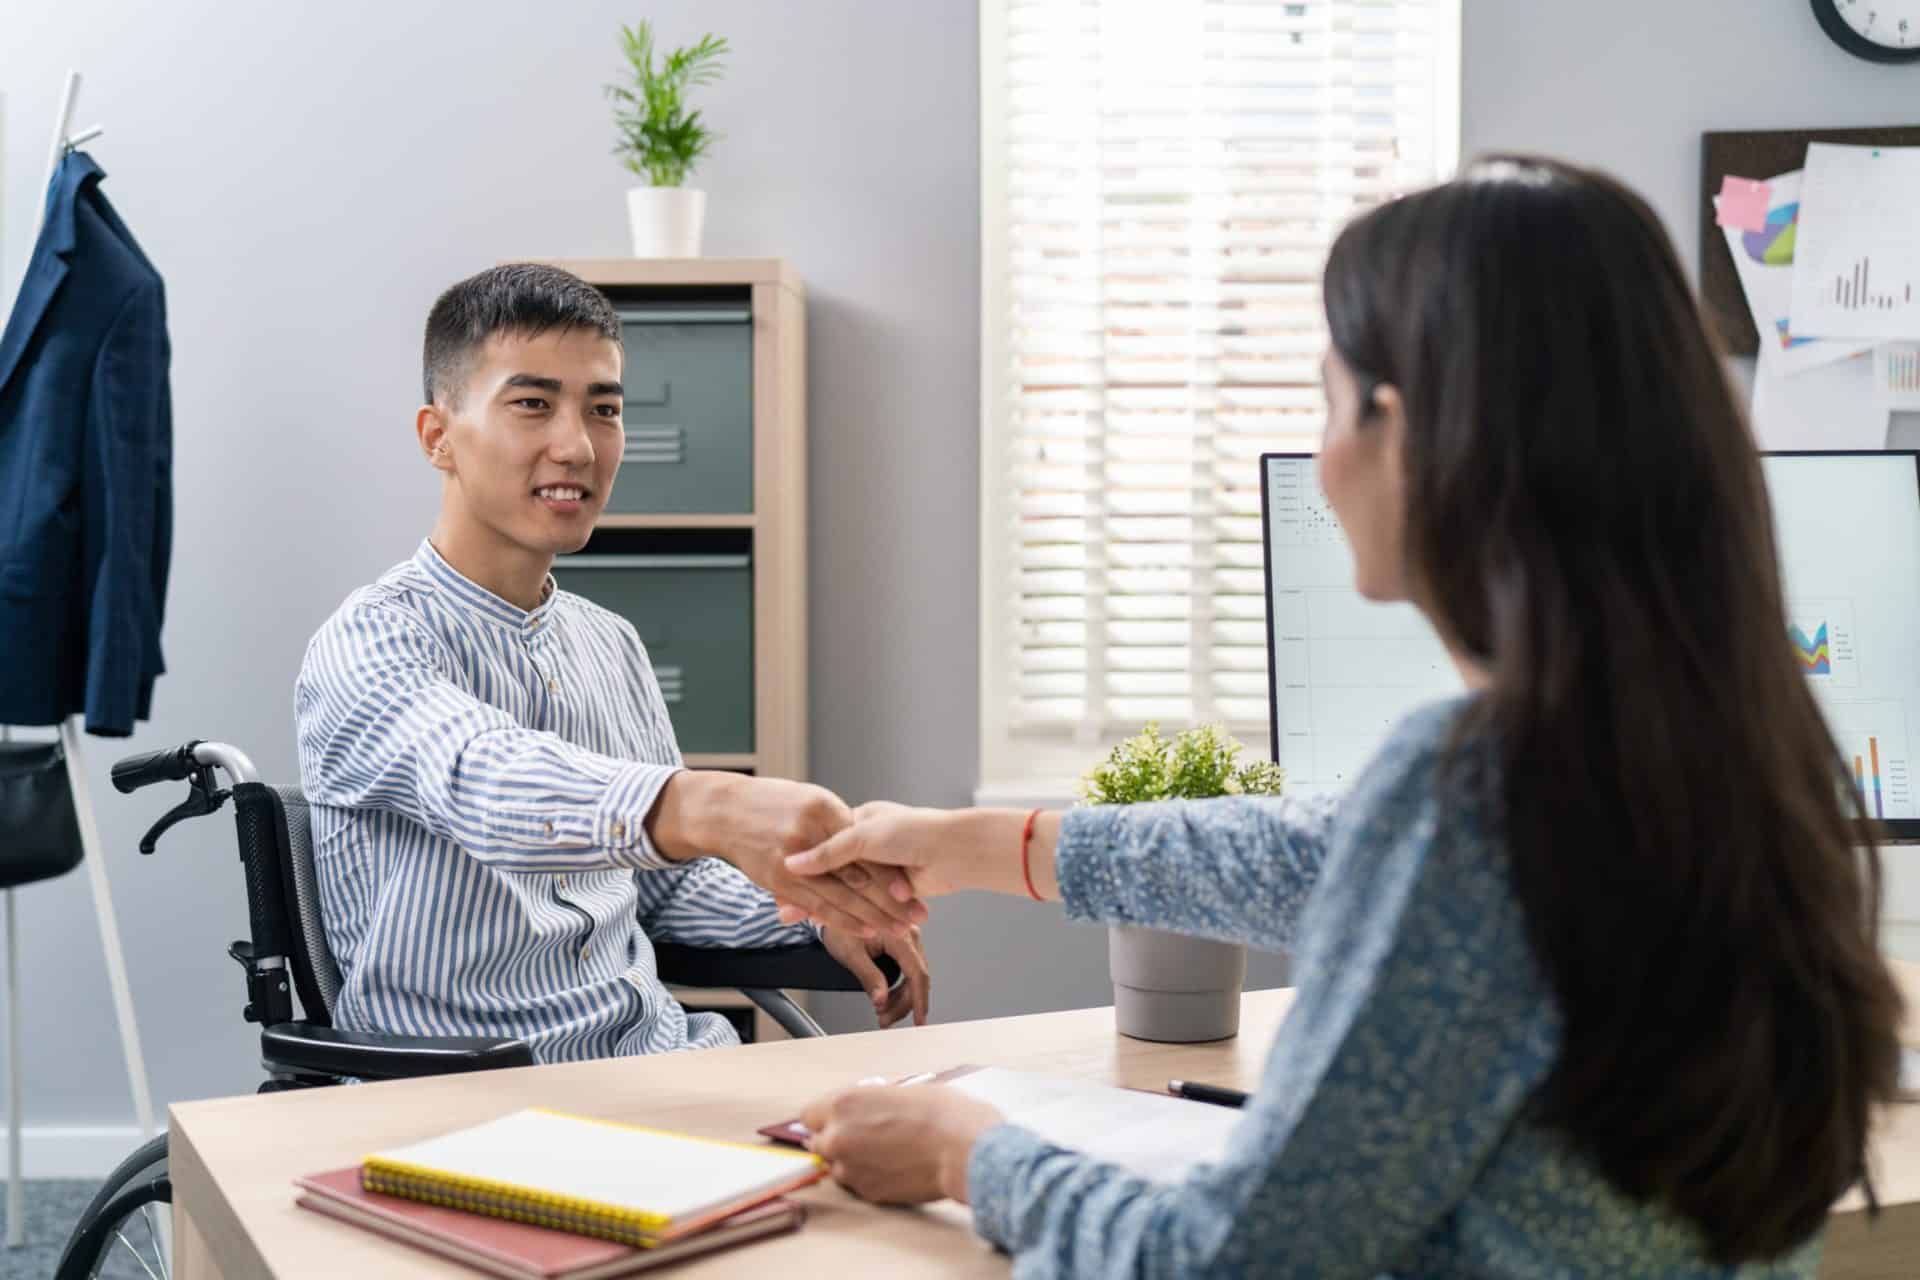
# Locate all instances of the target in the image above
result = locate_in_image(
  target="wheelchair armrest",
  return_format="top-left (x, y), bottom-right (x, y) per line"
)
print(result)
top-left (260, 1022), bottom-right (535, 1080)
top-left (653, 942), bottom-right (900, 993)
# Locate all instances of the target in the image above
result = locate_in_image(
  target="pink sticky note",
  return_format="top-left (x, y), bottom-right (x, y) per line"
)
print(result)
top-left (1715, 176), bottom-right (1772, 233)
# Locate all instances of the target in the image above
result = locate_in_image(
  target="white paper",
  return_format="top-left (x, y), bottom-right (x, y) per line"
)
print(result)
top-left (1790, 144), bottom-right (1920, 342)
top-left (1716, 171), bottom-right (1872, 376)
top-left (1750, 342), bottom-right (1887, 450)
top-left (947, 1068), bottom-right (1244, 1183)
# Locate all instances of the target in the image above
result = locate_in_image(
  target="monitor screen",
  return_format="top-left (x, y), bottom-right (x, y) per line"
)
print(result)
top-left (1764, 451), bottom-right (1920, 836)
top-left (1260, 453), bottom-right (1459, 798)
top-left (1260, 449), bottom-right (1920, 837)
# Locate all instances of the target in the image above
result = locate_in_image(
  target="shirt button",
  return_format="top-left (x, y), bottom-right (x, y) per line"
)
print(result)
top-left (544, 821), bottom-right (555, 839)
top-left (580, 948), bottom-right (590, 962)
top-left (611, 820), bottom-right (626, 840)
top-left (557, 875), bottom-right (568, 889)
top-left (547, 677), bottom-right (560, 693)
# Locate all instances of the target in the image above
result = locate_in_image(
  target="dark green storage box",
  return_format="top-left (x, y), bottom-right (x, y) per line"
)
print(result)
top-left (553, 553), bottom-right (754, 755)
top-left (612, 304), bottom-right (754, 515)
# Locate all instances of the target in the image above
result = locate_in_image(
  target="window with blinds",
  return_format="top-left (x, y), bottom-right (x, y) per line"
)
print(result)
top-left (979, 0), bottom-right (1459, 787)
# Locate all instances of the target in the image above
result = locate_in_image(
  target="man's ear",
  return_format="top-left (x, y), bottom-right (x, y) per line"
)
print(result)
top-left (418, 403), bottom-right (453, 473)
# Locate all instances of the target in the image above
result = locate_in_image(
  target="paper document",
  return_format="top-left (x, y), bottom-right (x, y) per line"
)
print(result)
top-left (1790, 144), bottom-right (1920, 342)
top-left (946, 1068), bottom-right (1244, 1183)
top-left (1715, 170), bottom-right (1871, 376)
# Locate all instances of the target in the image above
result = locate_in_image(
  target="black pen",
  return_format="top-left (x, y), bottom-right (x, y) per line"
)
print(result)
top-left (1168, 1079), bottom-right (1249, 1109)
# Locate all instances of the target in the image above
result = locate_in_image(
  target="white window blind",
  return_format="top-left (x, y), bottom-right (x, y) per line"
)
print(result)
top-left (980, 0), bottom-right (1459, 788)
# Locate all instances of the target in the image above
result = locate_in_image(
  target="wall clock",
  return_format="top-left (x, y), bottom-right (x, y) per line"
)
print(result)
top-left (1812, 0), bottom-right (1920, 62)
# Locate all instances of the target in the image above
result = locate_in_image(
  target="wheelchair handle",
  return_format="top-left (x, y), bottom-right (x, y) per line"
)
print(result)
top-left (112, 741), bottom-right (260, 793)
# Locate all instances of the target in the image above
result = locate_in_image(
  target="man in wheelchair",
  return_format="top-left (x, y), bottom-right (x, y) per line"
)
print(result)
top-left (293, 264), bottom-right (930, 1063)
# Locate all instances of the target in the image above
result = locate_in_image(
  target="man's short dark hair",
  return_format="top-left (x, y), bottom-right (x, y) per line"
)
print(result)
top-left (423, 263), bottom-right (622, 406)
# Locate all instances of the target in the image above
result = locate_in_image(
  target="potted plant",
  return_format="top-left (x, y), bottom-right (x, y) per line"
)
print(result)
top-left (606, 21), bottom-right (729, 258)
top-left (1081, 724), bottom-right (1286, 1043)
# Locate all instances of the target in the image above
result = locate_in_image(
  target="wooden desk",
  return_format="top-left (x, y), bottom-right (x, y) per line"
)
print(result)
top-left (171, 982), bottom-right (1920, 1279)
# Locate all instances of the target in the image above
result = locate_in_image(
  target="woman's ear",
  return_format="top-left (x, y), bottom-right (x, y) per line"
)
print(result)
top-left (417, 404), bottom-right (453, 472)
top-left (1370, 383), bottom-right (1408, 474)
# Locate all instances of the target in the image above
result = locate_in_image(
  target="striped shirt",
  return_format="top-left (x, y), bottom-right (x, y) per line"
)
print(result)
top-left (294, 538), bottom-right (814, 1061)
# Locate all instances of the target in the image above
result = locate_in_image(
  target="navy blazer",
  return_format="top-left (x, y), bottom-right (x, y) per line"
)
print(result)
top-left (0, 151), bottom-right (171, 736)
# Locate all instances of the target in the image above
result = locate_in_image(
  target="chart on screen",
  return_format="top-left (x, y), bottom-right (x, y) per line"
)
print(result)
top-left (1787, 598), bottom-right (1860, 686)
top-left (1822, 699), bottom-right (1916, 822)
top-left (1764, 452), bottom-right (1920, 827)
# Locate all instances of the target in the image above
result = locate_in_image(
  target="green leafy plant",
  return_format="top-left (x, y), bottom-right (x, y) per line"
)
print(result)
top-left (606, 21), bottom-right (729, 187)
top-left (1079, 723), bottom-right (1286, 806)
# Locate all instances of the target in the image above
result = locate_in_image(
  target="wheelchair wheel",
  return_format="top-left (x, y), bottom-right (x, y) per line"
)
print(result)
top-left (53, 1133), bottom-right (172, 1280)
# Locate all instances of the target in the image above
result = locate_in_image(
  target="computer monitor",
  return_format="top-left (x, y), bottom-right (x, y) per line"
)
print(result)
top-left (1765, 451), bottom-right (1920, 840)
top-left (1259, 453), bottom-right (1460, 798)
top-left (1259, 449), bottom-right (1920, 839)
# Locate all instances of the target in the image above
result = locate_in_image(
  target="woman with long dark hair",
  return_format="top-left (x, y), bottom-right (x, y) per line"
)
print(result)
top-left (781, 156), bottom-right (1907, 1276)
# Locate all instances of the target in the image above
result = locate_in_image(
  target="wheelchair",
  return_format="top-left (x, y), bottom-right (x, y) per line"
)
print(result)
top-left (56, 739), bottom-right (898, 1279)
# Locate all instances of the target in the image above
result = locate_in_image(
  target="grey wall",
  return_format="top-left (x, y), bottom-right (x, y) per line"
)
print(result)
top-left (0, 0), bottom-right (982, 1130)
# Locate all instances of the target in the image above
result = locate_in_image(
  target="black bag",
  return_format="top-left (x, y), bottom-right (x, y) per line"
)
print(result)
top-left (0, 740), bottom-right (83, 889)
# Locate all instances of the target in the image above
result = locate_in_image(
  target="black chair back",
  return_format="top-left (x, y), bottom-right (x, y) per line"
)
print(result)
top-left (270, 786), bottom-right (343, 1026)
top-left (228, 782), bottom-right (341, 1027)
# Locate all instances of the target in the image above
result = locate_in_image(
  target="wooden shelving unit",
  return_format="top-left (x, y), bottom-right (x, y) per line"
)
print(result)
top-left (538, 258), bottom-right (808, 783)
top-left (536, 258), bottom-right (812, 1041)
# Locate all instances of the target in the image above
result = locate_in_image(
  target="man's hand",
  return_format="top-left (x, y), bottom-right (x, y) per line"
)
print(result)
top-left (821, 925), bottom-right (931, 1028)
top-left (800, 1084), bottom-right (1004, 1205)
top-left (647, 773), bottom-right (925, 938)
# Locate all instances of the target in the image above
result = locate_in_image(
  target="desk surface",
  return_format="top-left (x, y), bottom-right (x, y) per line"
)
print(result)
top-left (173, 972), bottom-right (1920, 1280)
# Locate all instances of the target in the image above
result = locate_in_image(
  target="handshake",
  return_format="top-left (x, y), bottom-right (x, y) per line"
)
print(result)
top-left (648, 772), bottom-right (1024, 1028)
top-left (652, 772), bottom-right (1056, 937)
top-left (646, 771), bottom-right (933, 937)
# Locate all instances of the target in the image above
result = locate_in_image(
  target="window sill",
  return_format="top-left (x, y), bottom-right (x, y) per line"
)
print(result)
top-left (972, 779), bottom-right (1082, 810)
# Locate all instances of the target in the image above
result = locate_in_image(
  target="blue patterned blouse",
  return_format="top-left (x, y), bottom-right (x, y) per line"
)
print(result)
top-left (965, 699), bottom-right (1820, 1278)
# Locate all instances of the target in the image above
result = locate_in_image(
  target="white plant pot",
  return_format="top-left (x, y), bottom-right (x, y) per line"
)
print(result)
top-left (1109, 925), bottom-right (1246, 1043)
top-left (626, 186), bottom-right (707, 258)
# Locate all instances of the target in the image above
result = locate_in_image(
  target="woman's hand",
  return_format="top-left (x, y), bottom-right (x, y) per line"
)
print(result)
top-left (819, 925), bottom-right (932, 1028)
top-left (779, 804), bottom-right (1063, 918)
top-left (800, 1084), bottom-right (1005, 1205)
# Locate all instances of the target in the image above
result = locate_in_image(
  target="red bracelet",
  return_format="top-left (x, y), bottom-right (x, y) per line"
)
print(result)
top-left (1020, 808), bottom-right (1044, 902)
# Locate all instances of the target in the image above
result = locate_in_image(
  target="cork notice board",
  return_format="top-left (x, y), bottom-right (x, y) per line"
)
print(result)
top-left (1700, 125), bottom-right (1920, 356)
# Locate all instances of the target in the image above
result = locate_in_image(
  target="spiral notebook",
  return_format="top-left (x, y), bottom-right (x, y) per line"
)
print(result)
top-left (297, 1167), bottom-right (803, 1279)
top-left (361, 1108), bottom-right (826, 1249)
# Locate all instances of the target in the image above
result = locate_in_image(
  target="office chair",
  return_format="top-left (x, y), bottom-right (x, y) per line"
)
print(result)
top-left (56, 740), bottom-right (897, 1280)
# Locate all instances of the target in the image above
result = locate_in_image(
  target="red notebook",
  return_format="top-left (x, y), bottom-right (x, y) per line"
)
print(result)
top-left (295, 1167), bottom-right (803, 1279)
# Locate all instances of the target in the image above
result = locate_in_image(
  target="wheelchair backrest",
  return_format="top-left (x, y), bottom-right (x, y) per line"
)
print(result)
top-left (262, 785), bottom-right (344, 1025)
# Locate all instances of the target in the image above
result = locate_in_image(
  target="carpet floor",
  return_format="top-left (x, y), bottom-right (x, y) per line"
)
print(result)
top-left (1, 1178), bottom-right (156, 1278)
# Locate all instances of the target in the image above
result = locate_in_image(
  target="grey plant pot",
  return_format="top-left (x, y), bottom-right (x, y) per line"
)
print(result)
top-left (1108, 924), bottom-right (1246, 1043)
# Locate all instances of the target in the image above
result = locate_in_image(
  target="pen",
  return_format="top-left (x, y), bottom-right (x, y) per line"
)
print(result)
top-left (1168, 1079), bottom-right (1249, 1109)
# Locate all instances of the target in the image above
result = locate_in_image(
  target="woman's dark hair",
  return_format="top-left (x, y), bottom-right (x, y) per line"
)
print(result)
top-left (1322, 155), bottom-right (1905, 1262)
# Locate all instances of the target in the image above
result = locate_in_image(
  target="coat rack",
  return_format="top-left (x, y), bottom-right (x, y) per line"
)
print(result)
top-left (2, 69), bottom-right (152, 1252)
